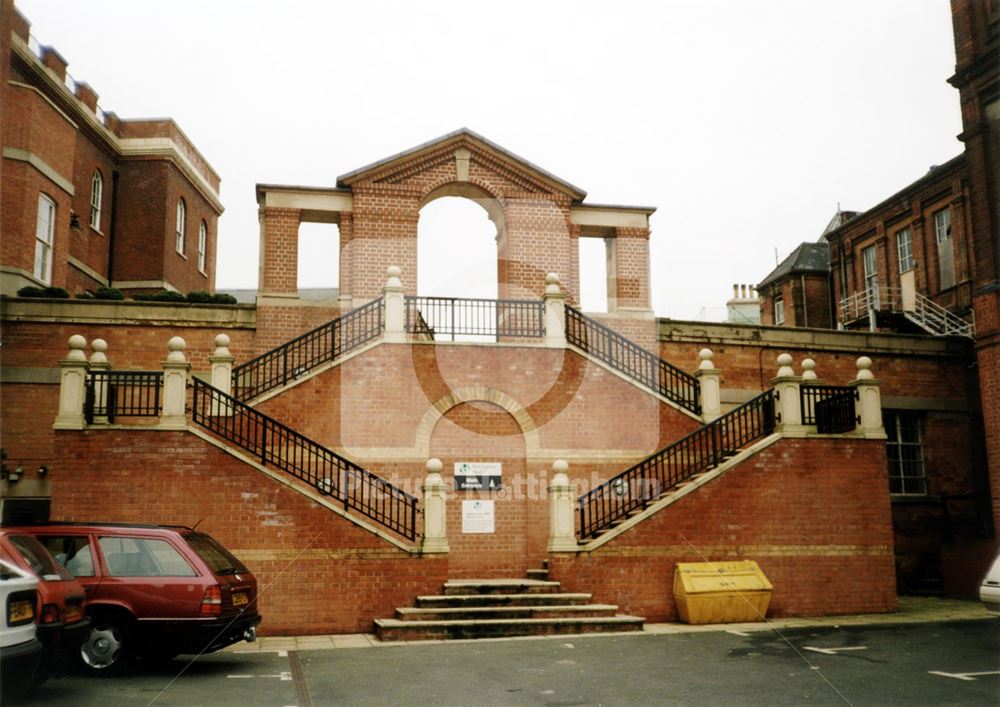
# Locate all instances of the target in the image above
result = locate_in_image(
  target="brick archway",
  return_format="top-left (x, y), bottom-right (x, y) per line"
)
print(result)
top-left (415, 385), bottom-right (541, 458)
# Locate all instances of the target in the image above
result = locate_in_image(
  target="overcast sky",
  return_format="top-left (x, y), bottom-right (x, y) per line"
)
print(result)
top-left (17, 0), bottom-right (961, 319)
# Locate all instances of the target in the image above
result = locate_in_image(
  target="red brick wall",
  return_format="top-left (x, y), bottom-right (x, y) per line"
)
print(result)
top-left (113, 161), bottom-right (167, 284)
top-left (50, 429), bottom-right (447, 635)
top-left (549, 437), bottom-right (898, 620)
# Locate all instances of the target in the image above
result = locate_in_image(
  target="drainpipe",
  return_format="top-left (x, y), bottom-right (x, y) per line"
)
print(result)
top-left (800, 274), bottom-right (809, 328)
top-left (106, 169), bottom-right (120, 286)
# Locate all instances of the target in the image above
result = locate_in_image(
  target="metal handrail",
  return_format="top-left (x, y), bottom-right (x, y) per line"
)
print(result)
top-left (191, 378), bottom-right (419, 541)
top-left (84, 371), bottom-right (163, 423)
top-left (564, 307), bottom-right (701, 414)
top-left (577, 389), bottom-right (775, 539)
top-left (840, 285), bottom-right (974, 338)
top-left (404, 296), bottom-right (545, 341)
top-left (232, 298), bottom-right (384, 400)
top-left (800, 385), bottom-right (858, 434)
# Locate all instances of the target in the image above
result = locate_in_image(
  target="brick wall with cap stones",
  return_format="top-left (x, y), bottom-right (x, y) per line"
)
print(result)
top-left (49, 428), bottom-right (448, 635)
top-left (548, 437), bottom-right (898, 620)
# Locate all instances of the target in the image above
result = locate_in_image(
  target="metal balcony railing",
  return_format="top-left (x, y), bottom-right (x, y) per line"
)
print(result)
top-left (800, 385), bottom-right (858, 434)
top-left (840, 285), bottom-right (974, 338)
top-left (84, 371), bottom-right (163, 423)
top-left (404, 296), bottom-right (545, 341)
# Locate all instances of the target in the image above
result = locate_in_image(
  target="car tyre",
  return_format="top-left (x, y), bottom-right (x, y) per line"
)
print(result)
top-left (78, 617), bottom-right (133, 675)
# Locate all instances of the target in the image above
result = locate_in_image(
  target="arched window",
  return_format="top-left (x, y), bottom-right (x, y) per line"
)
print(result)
top-left (90, 171), bottom-right (103, 230)
top-left (35, 193), bottom-right (56, 284)
top-left (175, 199), bottom-right (186, 254)
top-left (198, 220), bottom-right (207, 273)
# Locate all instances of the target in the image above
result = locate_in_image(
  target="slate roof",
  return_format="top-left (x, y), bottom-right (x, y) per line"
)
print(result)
top-left (757, 242), bottom-right (830, 290)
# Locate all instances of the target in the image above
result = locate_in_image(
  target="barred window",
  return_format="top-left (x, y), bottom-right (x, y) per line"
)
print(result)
top-left (883, 411), bottom-right (927, 495)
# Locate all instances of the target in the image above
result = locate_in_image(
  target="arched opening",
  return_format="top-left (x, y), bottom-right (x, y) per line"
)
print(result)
top-left (417, 185), bottom-right (504, 299)
top-left (296, 221), bottom-right (340, 296)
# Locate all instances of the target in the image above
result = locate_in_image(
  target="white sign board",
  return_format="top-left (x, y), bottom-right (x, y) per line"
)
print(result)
top-left (461, 500), bottom-right (495, 534)
top-left (454, 462), bottom-right (502, 490)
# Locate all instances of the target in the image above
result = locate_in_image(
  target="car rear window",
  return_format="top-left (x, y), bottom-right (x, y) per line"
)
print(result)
top-left (184, 533), bottom-right (248, 576)
top-left (99, 537), bottom-right (197, 577)
top-left (37, 536), bottom-right (96, 577)
top-left (8, 535), bottom-right (74, 581)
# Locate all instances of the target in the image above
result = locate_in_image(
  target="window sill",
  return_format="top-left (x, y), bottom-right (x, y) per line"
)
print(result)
top-left (889, 493), bottom-right (938, 505)
top-left (89, 226), bottom-right (104, 237)
top-left (176, 251), bottom-right (187, 260)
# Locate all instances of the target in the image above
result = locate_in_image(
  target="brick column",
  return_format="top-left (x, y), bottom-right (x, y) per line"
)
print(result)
top-left (258, 206), bottom-right (301, 296)
top-left (547, 460), bottom-right (578, 552)
top-left (421, 458), bottom-right (449, 554)
top-left (610, 227), bottom-right (652, 312)
top-left (53, 335), bottom-right (88, 430)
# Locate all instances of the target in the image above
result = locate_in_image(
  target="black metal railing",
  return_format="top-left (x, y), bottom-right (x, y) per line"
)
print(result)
top-left (231, 298), bottom-right (384, 400)
top-left (84, 371), bottom-right (163, 423)
top-left (578, 389), bottom-right (775, 539)
top-left (191, 378), bottom-right (419, 541)
top-left (565, 307), bottom-right (700, 415)
top-left (800, 385), bottom-right (858, 434)
top-left (404, 296), bottom-right (545, 341)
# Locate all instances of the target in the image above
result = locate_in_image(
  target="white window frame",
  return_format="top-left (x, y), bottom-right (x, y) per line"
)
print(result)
top-left (34, 194), bottom-right (55, 284)
top-left (934, 208), bottom-right (951, 244)
top-left (773, 295), bottom-right (785, 325)
top-left (896, 228), bottom-right (914, 273)
top-left (862, 245), bottom-right (879, 305)
top-left (197, 221), bottom-right (207, 273)
top-left (90, 170), bottom-right (103, 230)
top-left (175, 199), bottom-right (187, 255)
top-left (883, 411), bottom-right (927, 495)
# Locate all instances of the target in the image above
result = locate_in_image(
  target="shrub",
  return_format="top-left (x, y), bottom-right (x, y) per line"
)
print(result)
top-left (186, 290), bottom-right (213, 304)
top-left (132, 290), bottom-right (186, 303)
top-left (211, 293), bottom-right (238, 305)
top-left (16, 286), bottom-right (46, 298)
top-left (94, 287), bottom-right (125, 300)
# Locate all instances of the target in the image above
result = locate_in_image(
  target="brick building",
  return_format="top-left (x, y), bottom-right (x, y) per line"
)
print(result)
top-left (0, 1), bottom-right (223, 297)
top-left (1, 0), bottom-right (998, 640)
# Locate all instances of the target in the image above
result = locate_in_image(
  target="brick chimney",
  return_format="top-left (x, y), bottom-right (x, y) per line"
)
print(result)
top-left (74, 81), bottom-right (99, 112)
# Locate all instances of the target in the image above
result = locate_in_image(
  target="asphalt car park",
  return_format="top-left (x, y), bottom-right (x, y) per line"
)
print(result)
top-left (14, 618), bottom-right (999, 706)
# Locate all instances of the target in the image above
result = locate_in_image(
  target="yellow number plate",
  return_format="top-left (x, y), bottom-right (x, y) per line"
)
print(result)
top-left (232, 592), bottom-right (249, 606)
top-left (9, 599), bottom-right (34, 623)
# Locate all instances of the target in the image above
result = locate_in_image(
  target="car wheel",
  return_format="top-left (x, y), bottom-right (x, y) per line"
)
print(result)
top-left (79, 619), bottom-right (132, 674)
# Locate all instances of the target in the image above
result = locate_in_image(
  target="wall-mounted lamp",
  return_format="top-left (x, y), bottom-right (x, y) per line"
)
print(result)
top-left (70, 212), bottom-right (83, 231)
top-left (6, 466), bottom-right (23, 483)
top-left (37, 465), bottom-right (48, 478)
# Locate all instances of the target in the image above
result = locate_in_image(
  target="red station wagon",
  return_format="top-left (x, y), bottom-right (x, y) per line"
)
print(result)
top-left (8, 523), bottom-right (262, 674)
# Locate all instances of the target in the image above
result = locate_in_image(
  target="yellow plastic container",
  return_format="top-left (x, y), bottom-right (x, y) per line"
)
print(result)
top-left (673, 560), bottom-right (773, 624)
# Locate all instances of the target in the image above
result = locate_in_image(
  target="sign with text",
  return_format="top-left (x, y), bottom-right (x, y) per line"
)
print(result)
top-left (461, 500), bottom-right (495, 534)
top-left (454, 462), bottom-right (502, 490)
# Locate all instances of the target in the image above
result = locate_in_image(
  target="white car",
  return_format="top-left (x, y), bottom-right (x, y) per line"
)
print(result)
top-left (981, 553), bottom-right (1000, 616)
top-left (0, 558), bottom-right (43, 701)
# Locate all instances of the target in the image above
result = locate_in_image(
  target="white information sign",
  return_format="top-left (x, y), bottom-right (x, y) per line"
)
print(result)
top-left (454, 461), bottom-right (502, 490)
top-left (461, 500), bottom-right (496, 534)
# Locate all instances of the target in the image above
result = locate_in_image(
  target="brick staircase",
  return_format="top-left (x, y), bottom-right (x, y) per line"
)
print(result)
top-left (375, 565), bottom-right (644, 641)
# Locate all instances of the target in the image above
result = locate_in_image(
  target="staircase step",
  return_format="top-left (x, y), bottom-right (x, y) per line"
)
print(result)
top-left (442, 579), bottom-right (561, 595)
top-left (375, 615), bottom-right (645, 642)
top-left (396, 604), bottom-right (619, 622)
top-left (416, 592), bottom-right (593, 608)
top-left (526, 568), bottom-right (549, 580)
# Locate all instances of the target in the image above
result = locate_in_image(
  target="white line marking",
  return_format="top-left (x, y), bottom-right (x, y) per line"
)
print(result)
top-left (803, 646), bottom-right (868, 655)
top-left (928, 670), bottom-right (1000, 682)
top-left (227, 674), bottom-right (254, 679)
top-left (727, 630), bottom-right (751, 637)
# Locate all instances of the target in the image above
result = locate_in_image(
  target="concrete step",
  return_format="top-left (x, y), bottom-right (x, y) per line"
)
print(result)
top-left (442, 579), bottom-right (561, 596)
top-left (396, 604), bottom-right (619, 622)
top-left (375, 615), bottom-right (645, 642)
top-left (415, 592), bottom-right (593, 608)
top-left (526, 568), bottom-right (549, 580)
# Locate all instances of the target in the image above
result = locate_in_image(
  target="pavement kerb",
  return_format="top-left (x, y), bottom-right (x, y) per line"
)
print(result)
top-left (227, 596), bottom-right (995, 653)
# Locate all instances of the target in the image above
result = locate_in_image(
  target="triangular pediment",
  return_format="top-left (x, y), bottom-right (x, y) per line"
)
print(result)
top-left (336, 128), bottom-right (587, 200)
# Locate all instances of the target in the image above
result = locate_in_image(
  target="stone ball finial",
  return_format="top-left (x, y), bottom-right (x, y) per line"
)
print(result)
top-left (552, 459), bottom-right (569, 474)
top-left (545, 272), bottom-right (561, 296)
top-left (66, 334), bottom-right (88, 362)
top-left (776, 352), bottom-right (795, 378)
top-left (214, 333), bottom-right (231, 348)
top-left (387, 265), bottom-right (402, 279)
top-left (698, 348), bottom-right (715, 371)
top-left (426, 458), bottom-right (443, 474)
top-left (801, 358), bottom-right (817, 380)
top-left (166, 336), bottom-right (188, 364)
top-left (89, 338), bottom-right (109, 365)
top-left (855, 355), bottom-right (874, 380)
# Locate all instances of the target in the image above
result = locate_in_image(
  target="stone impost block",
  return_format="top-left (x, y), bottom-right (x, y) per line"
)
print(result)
top-left (421, 458), bottom-right (449, 554)
top-left (694, 348), bottom-right (722, 422)
top-left (544, 273), bottom-right (566, 349)
top-left (384, 265), bottom-right (406, 344)
top-left (210, 333), bottom-right (234, 415)
top-left (547, 459), bottom-right (578, 553)
top-left (87, 339), bottom-right (111, 425)
top-left (851, 356), bottom-right (886, 439)
top-left (54, 335), bottom-right (89, 430)
top-left (770, 353), bottom-right (804, 434)
top-left (160, 336), bottom-right (190, 430)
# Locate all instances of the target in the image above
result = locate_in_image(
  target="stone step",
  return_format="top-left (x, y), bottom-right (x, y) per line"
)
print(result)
top-left (526, 568), bottom-right (549, 580)
top-left (396, 604), bottom-right (619, 622)
top-left (415, 592), bottom-right (593, 608)
top-left (442, 578), bottom-right (562, 596)
top-left (375, 615), bottom-right (645, 642)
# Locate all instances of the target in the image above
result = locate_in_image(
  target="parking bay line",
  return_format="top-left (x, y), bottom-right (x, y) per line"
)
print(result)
top-left (928, 670), bottom-right (1000, 682)
top-left (803, 646), bottom-right (868, 655)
